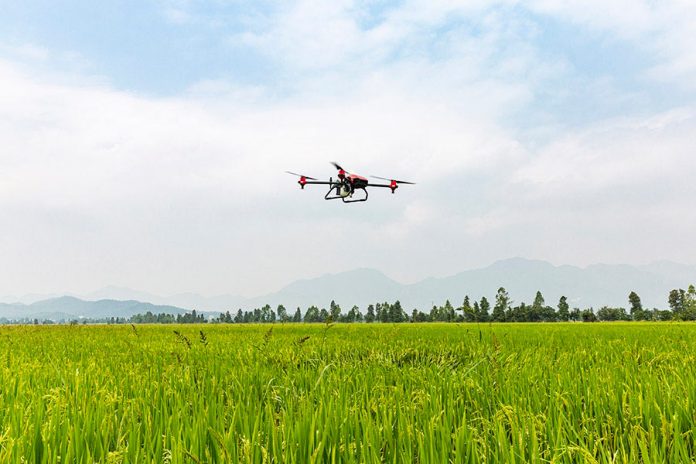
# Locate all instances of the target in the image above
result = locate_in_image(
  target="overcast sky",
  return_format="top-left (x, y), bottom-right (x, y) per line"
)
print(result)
top-left (1, 0), bottom-right (695, 298)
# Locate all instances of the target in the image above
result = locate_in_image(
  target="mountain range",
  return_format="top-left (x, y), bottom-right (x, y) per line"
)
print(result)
top-left (2, 258), bottom-right (695, 321)
top-left (0, 296), bottom-right (189, 322)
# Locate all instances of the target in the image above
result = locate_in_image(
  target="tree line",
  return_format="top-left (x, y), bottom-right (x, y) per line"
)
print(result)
top-left (149, 285), bottom-right (696, 324)
top-left (143, 285), bottom-right (696, 324)
top-left (9, 285), bottom-right (694, 325)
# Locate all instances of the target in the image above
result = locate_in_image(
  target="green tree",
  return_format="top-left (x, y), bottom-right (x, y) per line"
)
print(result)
top-left (508, 303), bottom-right (529, 322)
top-left (277, 305), bottom-right (288, 323)
top-left (597, 306), bottom-right (629, 321)
top-left (557, 296), bottom-right (570, 322)
top-left (530, 291), bottom-right (545, 322)
top-left (684, 285), bottom-right (696, 321)
top-left (292, 307), bottom-right (302, 322)
top-left (319, 308), bottom-right (330, 323)
top-left (442, 300), bottom-right (456, 322)
top-left (479, 297), bottom-right (490, 322)
top-left (628, 292), bottom-right (645, 320)
top-left (304, 306), bottom-right (319, 323)
top-left (668, 289), bottom-right (685, 319)
top-left (365, 305), bottom-right (376, 323)
top-left (459, 296), bottom-right (471, 322)
top-left (492, 287), bottom-right (510, 322)
top-left (329, 300), bottom-right (341, 321)
top-left (389, 301), bottom-right (407, 323)
top-left (581, 308), bottom-right (597, 322)
top-left (472, 302), bottom-right (481, 322)
top-left (460, 297), bottom-right (476, 322)
top-left (540, 305), bottom-right (557, 322)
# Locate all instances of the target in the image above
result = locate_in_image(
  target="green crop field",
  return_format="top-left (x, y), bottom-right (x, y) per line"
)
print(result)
top-left (0, 323), bottom-right (694, 463)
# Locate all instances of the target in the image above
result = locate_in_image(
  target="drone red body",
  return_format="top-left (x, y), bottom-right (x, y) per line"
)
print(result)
top-left (286, 162), bottom-right (414, 203)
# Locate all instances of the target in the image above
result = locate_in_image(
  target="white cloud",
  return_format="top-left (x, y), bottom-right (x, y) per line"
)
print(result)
top-left (528, 0), bottom-right (696, 89)
top-left (0, 49), bottom-right (527, 295)
top-left (2, 0), bottom-right (696, 297)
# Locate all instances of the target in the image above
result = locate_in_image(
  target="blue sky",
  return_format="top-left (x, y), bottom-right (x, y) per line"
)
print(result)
top-left (1, 0), bottom-right (691, 146)
top-left (2, 1), bottom-right (687, 106)
top-left (1, 0), bottom-right (695, 297)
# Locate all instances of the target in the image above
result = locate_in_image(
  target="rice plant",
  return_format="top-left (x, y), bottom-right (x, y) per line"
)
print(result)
top-left (0, 323), bottom-right (694, 463)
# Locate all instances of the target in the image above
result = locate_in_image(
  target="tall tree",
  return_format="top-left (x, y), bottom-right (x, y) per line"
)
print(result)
top-left (319, 308), bottom-right (330, 323)
top-left (492, 287), bottom-right (510, 322)
top-left (684, 285), bottom-right (696, 321)
top-left (353, 306), bottom-right (363, 322)
top-left (277, 305), bottom-right (288, 323)
top-left (443, 300), bottom-right (456, 322)
top-left (389, 301), bottom-right (407, 323)
top-left (529, 291), bottom-right (546, 322)
top-left (260, 305), bottom-right (272, 323)
top-left (293, 307), bottom-right (302, 323)
top-left (532, 291), bottom-right (545, 309)
top-left (557, 296), bottom-right (570, 322)
top-left (472, 302), bottom-right (481, 322)
top-left (379, 302), bottom-right (390, 323)
top-left (329, 300), bottom-right (342, 321)
top-left (628, 292), bottom-right (645, 321)
top-left (460, 297), bottom-right (475, 322)
top-left (459, 296), bottom-right (471, 322)
top-left (668, 289), bottom-right (685, 318)
top-left (479, 297), bottom-right (490, 322)
top-left (365, 305), bottom-right (376, 323)
top-left (304, 306), bottom-right (319, 323)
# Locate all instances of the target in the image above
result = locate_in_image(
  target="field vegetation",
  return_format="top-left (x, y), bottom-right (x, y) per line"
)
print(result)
top-left (1, 323), bottom-right (695, 463)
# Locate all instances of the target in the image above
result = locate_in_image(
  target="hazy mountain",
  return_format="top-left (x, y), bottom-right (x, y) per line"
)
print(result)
top-left (0, 296), bottom-right (189, 321)
top-left (248, 258), bottom-right (696, 311)
top-left (245, 268), bottom-right (404, 311)
top-left (85, 286), bottom-right (245, 312)
top-left (0, 293), bottom-right (61, 305)
top-left (3, 258), bottom-right (695, 319)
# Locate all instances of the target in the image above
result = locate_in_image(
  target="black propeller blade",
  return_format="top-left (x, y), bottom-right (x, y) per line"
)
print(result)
top-left (371, 175), bottom-right (416, 185)
top-left (331, 161), bottom-right (347, 172)
top-left (286, 171), bottom-right (318, 180)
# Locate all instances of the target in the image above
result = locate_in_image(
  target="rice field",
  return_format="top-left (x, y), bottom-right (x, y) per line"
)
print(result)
top-left (0, 323), bottom-right (694, 463)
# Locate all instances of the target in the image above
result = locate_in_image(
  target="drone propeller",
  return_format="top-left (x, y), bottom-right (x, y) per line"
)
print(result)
top-left (331, 161), bottom-right (347, 172)
top-left (286, 171), bottom-right (318, 180)
top-left (371, 175), bottom-right (416, 185)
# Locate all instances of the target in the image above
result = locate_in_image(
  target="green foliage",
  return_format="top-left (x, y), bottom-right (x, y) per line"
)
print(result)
top-left (628, 291), bottom-right (648, 321)
top-left (669, 286), bottom-right (696, 320)
top-left (479, 296), bottom-right (490, 322)
top-left (1, 323), bottom-right (695, 463)
top-left (581, 308), bottom-right (598, 322)
top-left (557, 296), bottom-right (570, 321)
top-left (597, 306), bottom-right (631, 321)
top-left (118, 285), bottom-right (696, 326)
top-left (492, 287), bottom-right (510, 322)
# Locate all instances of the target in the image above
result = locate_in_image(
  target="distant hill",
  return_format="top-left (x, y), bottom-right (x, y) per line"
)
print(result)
top-left (3, 258), bottom-right (695, 319)
top-left (244, 258), bottom-right (696, 311)
top-left (0, 296), bottom-right (189, 322)
top-left (84, 286), bottom-right (246, 313)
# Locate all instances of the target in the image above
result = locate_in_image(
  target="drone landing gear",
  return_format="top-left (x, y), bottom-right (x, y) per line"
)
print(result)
top-left (324, 185), bottom-right (344, 201)
top-left (324, 185), bottom-right (368, 203)
top-left (342, 188), bottom-right (368, 203)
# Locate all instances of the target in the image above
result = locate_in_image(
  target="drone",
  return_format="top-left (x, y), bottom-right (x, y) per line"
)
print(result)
top-left (286, 162), bottom-right (415, 203)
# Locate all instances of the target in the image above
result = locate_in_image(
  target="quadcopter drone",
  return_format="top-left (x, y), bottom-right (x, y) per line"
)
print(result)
top-left (286, 162), bottom-right (415, 203)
